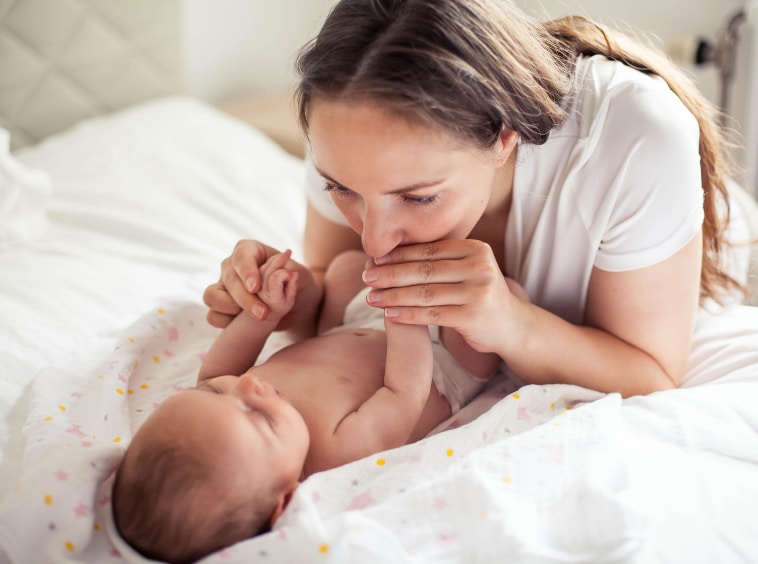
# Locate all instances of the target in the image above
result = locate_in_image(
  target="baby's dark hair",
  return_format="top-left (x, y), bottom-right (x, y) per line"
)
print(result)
top-left (112, 432), bottom-right (273, 563)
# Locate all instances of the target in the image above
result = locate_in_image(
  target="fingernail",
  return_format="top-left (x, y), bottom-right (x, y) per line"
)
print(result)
top-left (252, 304), bottom-right (266, 320)
top-left (363, 269), bottom-right (379, 283)
top-left (246, 277), bottom-right (257, 292)
top-left (367, 291), bottom-right (381, 304)
top-left (384, 307), bottom-right (399, 318)
top-left (374, 255), bottom-right (390, 265)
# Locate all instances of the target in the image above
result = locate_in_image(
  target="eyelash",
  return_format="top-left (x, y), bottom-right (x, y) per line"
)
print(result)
top-left (322, 181), bottom-right (438, 206)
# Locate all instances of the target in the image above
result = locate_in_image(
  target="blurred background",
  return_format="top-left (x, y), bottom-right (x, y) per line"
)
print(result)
top-left (1, 0), bottom-right (756, 192)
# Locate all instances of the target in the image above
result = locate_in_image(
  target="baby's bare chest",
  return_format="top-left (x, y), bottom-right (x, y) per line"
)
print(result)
top-left (258, 329), bottom-right (388, 427)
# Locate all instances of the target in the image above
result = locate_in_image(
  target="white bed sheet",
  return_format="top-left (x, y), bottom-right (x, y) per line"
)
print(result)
top-left (1, 97), bottom-right (758, 564)
top-left (0, 96), bottom-right (306, 495)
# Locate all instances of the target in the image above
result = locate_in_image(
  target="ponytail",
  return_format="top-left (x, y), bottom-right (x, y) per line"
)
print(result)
top-left (545, 16), bottom-right (745, 303)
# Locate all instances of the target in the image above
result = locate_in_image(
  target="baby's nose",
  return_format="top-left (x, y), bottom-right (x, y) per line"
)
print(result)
top-left (237, 372), bottom-right (265, 396)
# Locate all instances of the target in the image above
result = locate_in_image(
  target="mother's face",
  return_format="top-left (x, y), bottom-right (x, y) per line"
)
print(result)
top-left (308, 100), bottom-right (513, 259)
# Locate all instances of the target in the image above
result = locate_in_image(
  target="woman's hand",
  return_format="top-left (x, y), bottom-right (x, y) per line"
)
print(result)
top-left (361, 239), bottom-right (524, 355)
top-left (203, 240), bottom-right (321, 332)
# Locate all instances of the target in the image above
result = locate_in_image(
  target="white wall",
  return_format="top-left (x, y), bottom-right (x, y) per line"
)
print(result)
top-left (182, 0), bottom-right (334, 103)
top-left (515, 0), bottom-right (745, 104)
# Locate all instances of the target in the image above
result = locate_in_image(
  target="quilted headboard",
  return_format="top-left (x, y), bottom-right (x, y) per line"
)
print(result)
top-left (0, 0), bottom-right (183, 150)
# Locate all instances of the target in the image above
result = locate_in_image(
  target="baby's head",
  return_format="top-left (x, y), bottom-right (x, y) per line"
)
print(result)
top-left (113, 373), bottom-right (309, 563)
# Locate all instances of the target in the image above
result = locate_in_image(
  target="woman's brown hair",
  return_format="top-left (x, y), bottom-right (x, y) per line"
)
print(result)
top-left (296, 0), bottom-right (744, 302)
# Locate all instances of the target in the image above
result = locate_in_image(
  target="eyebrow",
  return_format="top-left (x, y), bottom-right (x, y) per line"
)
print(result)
top-left (315, 166), bottom-right (444, 194)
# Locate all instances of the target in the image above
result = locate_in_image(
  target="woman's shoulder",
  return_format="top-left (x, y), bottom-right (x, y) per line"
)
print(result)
top-left (570, 55), bottom-right (697, 139)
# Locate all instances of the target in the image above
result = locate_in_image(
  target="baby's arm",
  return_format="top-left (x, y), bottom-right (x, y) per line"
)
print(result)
top-left (198, 251), bottom-right (298, 382)
top-left (324, 318), bottom-right (434, 466)
top-left (441, 276), bottom-right (529, 378)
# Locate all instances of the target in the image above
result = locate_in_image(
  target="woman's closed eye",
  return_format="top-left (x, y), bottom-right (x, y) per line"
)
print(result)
top-left (322, 181), bottom-right (352, 198)
top-left (400, 193), bottom-right (439, 206)
top-left (322, 180), bottom-right (439, 206)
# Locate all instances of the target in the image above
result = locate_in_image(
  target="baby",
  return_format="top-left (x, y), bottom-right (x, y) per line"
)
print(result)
top-left (113, 250), bottom-right (522, 563)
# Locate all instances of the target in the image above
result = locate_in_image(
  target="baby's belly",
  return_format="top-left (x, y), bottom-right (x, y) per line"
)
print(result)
top-left (259, 328), bottom-right (388, 405)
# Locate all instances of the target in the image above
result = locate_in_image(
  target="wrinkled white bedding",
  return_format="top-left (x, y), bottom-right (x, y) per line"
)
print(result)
top-left (1, 97), bottom-right (757, 564)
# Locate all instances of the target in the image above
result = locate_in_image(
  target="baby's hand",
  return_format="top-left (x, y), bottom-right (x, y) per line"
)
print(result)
top-left (257, 250), bottom-right (299, 321)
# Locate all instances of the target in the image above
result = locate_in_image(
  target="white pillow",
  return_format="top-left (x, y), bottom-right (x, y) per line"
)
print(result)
top-left (0, 129), bottom-right (52, 249)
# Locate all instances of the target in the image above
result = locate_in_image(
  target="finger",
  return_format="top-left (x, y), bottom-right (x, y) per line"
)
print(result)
top-left (366, 282), bottom-right (467, 308)
top-left (266, 269), bottom-right (292, 302)
top-left (230, 240), bottom-right (271, 293)
top-left (285, 271), bottom-right (299, 306)
top-left (203, 282), bottom-right (243, 317)
top-left (374, 240), bottom-right (476, 266)
top-left (217, 269), bottom-right (270, 321)
top-left (363, 257), bottom-right (481, 289)
top-left (383, 304), bottom-right (464, 327)
top-left (261, 249), bottom-right (293, 275)
top-left (206, 310), bottom-right (235, 329)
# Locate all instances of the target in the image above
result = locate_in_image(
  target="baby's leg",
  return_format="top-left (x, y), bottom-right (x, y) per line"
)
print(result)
top-left (318, 250), bottom-right (370, 334)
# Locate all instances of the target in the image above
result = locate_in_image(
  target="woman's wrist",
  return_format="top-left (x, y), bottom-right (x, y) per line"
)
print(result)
top-left (492, 296), bottom-right (533, 366)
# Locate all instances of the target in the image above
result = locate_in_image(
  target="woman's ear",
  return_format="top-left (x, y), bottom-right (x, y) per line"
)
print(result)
top-left (493, 129), bottom-right (519, 166)
top-left (268, 484), bottom-right (299, 528)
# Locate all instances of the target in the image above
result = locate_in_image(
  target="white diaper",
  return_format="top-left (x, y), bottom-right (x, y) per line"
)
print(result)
top-left (340, 287), bottom-right (387, 332)
top-left (340, 287), bottom-right (490, 414)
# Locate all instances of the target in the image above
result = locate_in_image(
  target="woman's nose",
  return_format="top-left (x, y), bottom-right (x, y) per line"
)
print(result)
top-left (361, 206), bottom-right (401, 259)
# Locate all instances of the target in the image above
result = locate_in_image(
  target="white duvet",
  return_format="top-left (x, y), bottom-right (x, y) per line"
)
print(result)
top-left (1, 97), bottom-right (757, 564)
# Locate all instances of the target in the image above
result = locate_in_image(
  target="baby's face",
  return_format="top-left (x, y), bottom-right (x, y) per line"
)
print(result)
top-left (141, 373), bottom-right (310, 494)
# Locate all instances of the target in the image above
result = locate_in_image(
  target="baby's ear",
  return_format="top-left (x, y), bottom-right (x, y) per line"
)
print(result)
top-left (268, 485), bottom-right (299, 527)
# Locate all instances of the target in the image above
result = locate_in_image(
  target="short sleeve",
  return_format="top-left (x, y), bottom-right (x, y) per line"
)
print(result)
top-left (591, 76), bottom-right (704, 272)
top-left (305, 155), bottom-right (350, 226)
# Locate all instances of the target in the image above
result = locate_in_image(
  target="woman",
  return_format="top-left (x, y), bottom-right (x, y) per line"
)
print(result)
top-left (204, 0), bottom-right (750, 397)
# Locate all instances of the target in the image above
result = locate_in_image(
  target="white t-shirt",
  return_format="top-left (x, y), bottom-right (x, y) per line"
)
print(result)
top-left (306, 55), bottom-right (705, 325)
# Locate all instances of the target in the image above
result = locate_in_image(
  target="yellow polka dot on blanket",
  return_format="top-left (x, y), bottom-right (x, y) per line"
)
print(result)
top-left (113, 437), bottom-right (121, 443)
top-left (446, 448), bottom-right (454, 457)
top-left (319, 544), bottom-right (329, 554)
top-left (152, 356), bottom-right (160, 363)
top-left (65, 542), bottom-right (74, 552)
top-left (44, 495), bottom-right (53, 505)
top-left (502, 476), bottom-right (512, 484)
top-left (157, 308), bottom-right (165, 314)
top-left (58, 405), bottom-right (66, 412)
top-left (116, 388), bottom-right (124, 395)
top-left (128, 337), bottom-right (135, 343)
top-left (376, 458), bottom-right (386, 466)
top-left (513, 393), bottom-right (520, 399)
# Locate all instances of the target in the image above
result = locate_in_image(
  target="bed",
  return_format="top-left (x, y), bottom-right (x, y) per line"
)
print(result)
top-left (0, 92), bottom-right (757, 564)
top-left (3, 1), bottom-right (758, 561)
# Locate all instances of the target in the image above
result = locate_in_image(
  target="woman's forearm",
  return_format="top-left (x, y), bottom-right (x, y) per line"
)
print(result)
top-left (500, 300), bottom-right (679, 397)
